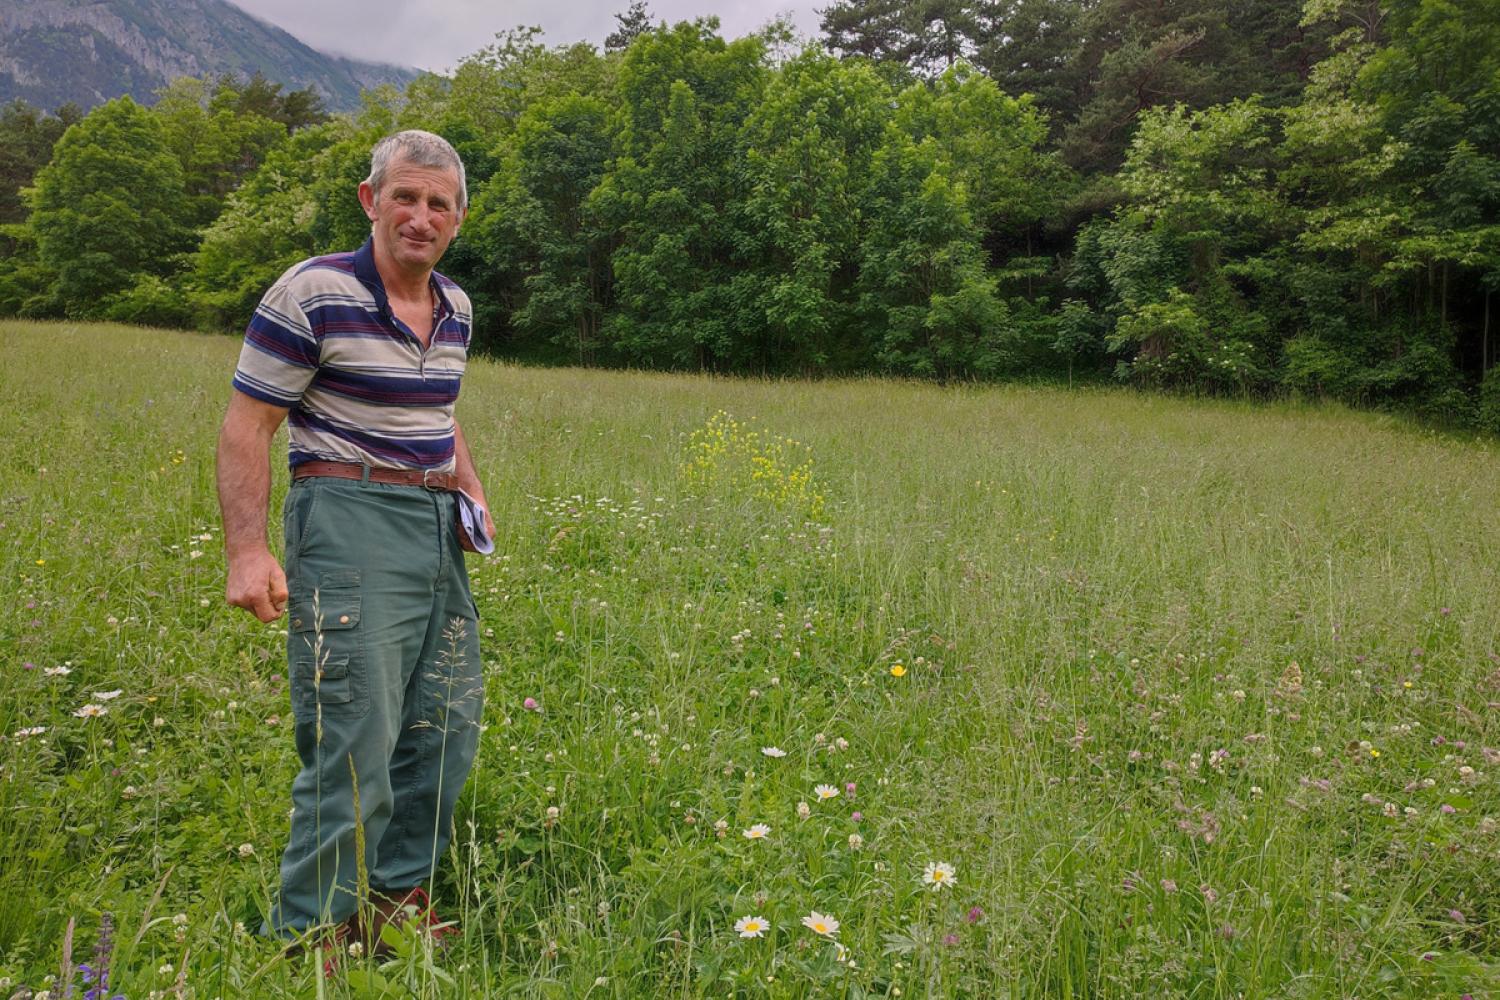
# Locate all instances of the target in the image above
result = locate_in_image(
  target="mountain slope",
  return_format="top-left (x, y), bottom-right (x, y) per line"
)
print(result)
top-left (0, 0), bottom-right (419, 111)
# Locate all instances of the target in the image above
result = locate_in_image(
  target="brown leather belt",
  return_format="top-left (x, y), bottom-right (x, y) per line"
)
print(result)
top-left (292, 460), bottom-right (458, 491)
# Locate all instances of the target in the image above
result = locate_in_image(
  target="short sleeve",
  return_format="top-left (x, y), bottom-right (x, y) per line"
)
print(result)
top-left (230, 277), bottom-right (320, 407)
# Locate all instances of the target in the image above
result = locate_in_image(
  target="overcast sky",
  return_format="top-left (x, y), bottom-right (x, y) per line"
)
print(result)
top-left (230, 0), bottom-right (826, 74)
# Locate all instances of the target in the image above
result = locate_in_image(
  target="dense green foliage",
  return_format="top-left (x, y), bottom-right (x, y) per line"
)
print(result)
top-left (1, 0), bottom-right (1497, 425)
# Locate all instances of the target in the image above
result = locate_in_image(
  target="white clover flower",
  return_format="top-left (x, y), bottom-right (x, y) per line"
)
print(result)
top-left (796, 801), bottom-right (811, 820)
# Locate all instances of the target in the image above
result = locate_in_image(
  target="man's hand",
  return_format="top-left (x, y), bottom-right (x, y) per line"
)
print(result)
top-left (226, 546), bottom-right (289, 622)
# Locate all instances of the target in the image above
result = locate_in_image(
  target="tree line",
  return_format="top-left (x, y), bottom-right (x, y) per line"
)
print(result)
top-left (1, 0), bottom-right (1497, 430)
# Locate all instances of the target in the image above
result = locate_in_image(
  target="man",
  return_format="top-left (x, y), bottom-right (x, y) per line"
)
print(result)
top-left (216, 129), bottom-right (492, 947)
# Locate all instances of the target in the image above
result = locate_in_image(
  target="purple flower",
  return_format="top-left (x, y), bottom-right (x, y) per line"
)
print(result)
top-left (942, 933), bottom-right (960, 947)
top-left (1441, 804), bottom-right (1457, 815)
top-left (966, 906), bottom-right (984, 924)
top-left (845, 782), bottom-right (857, 798)
top-left (523, 697), bottom-right (539, 711)
top-left (851, 811), bottom-right (862, 823)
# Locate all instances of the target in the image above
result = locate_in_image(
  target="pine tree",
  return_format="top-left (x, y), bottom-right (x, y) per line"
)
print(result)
top-left (605, 2), bottom-right (654, 52)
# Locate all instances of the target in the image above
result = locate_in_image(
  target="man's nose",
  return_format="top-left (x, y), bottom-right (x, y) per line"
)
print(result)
top-left (407, 202), bottom-right (433, 231)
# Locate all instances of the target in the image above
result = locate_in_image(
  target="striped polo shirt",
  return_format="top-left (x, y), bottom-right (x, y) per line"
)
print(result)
top-left (231, 239), bottom-right (473, 473)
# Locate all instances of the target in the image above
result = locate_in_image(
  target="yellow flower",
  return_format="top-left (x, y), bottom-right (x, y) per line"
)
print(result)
top-left (1370, 749), bottom-right (1381, 758)
top-left (35, 559), bottom-right (45, 566)
top-left (889, 664), bottom-right (906, 678)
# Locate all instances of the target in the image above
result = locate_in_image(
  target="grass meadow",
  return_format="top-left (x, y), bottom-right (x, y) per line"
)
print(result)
top-left (2, 319), bottom-right (1499, 999)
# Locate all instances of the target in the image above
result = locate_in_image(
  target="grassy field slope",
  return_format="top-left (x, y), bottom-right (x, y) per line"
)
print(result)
top-left (2, 321), bottom-right (1498, 998)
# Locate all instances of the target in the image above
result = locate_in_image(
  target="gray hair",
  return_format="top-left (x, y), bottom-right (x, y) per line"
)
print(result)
top-left (366, 129), bottom-right (468, 212)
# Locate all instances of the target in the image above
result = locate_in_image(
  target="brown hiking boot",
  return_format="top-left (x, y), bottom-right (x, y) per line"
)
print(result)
top-left (367, 886), bottom-right (458, 955)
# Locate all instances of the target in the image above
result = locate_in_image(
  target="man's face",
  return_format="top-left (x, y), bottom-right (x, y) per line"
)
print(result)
top-left (358, 157), bottom-right (465, 278)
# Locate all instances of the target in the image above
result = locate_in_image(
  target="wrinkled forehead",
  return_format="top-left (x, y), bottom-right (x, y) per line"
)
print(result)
top-left (378, 157), bottom-right (463, 203)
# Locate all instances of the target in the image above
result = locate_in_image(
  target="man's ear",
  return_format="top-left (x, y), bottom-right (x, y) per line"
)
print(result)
top-left (357, 180), bottom-right (378, 222)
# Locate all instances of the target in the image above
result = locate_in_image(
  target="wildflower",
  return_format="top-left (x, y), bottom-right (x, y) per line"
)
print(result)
top-left (12, 726), bottom-right (47, 739)
top-left (848, 833), bottom-right (863, 850)
top-left (943, 933), bottom-right (960, 947)
top-left (734, 915), bottom-right (770, 938)
top-left (1161, 879), bottom-right (1178, 893)
top-left (922, 861), bottom-right (956, 890)
top-left (713, 819), bottom-right (729, 838)
top-left (523, 697), bottom-right (540, 711)
top-left (845, 782), bottom-right (857, 798)
top-left (73, 704), bottom-right (108, 718)
top-left (743, 824), bottom-right (771, 840)
top-left (835, 737), bottom-right (849, 751)
top-left (761, 746), bottom-right (786, 758)
top-left (797, 801), bottom-right (811, 820)
top-left (45, 666), bottom-right (71, 677)
top-left (348, 940), bottom-right (364, 958)
top-left (889, 664), bottom-right (907, 677)
top-left (1200, 884), bottom-right (1218, 904)
top-left (92, 690), bottom-right (123, 701)
top-left (851, 811), bottom-right (863, 822)
top-left (801, 911), bottom-right (839, 937)
top-left (967, 906), bottom-right (984, 923)
top-left (237, 843), bottom-right (255, 858)
top-left (814, 784), bottom-right (839, 801)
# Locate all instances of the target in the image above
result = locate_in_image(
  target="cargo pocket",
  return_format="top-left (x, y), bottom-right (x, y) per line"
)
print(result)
top-left (287, 571), bottom-right (367, 720)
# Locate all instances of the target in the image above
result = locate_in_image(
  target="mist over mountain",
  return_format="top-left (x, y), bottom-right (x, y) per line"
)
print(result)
top-left (0, 0), bottom-right (419, 111)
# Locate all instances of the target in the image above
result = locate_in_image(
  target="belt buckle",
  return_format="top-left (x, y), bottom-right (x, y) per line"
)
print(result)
top-left (422, 469), bottom-right (445, 492)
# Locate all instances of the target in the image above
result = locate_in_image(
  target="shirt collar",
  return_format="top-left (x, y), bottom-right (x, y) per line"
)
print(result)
top-left (353, 237), bottom-right (455, 324)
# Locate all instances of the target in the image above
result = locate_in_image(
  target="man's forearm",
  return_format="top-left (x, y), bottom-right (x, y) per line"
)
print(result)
top-left (453, 422), bottom-right (485, 500)
top-left (217, 406), bottom-right (276, 556)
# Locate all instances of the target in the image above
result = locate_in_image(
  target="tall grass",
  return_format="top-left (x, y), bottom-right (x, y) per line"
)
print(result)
top-left (0, 320), bottom-right (1496, 998)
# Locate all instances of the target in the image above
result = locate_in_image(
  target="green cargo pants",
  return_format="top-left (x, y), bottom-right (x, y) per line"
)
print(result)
top-left (268, 473), bottom-right (483, 935)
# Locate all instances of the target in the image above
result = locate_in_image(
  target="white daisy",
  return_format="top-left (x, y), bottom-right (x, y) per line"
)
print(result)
top-left (801, 911), bottom-right (839, 937)
top-left (922, 861), bottom-right (957, 890)
top-left (761, 746), bottom-right (787, 758)
top-left (44, 666), bottom-right (71, 677)
top-left (73, 704), bottom-right (108, 719)
top-left (734, 915), bottom-right (770, 938)
top-left (92, 690), bottom-right (123, 701)
top-left (814, 783), bottom-right (840, 801)
top-left (743, 823), bottom-right (771, 840)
